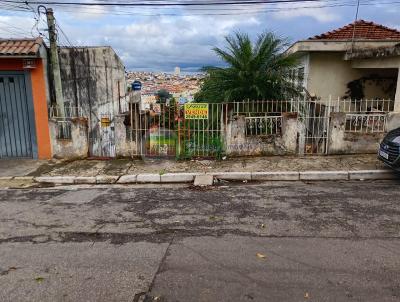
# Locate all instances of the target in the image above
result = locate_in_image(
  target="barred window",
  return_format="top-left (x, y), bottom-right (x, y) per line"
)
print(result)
top-left (57, 121), bottom-right (72, 140)
top-left (297, 67), bottom-right (305, 89)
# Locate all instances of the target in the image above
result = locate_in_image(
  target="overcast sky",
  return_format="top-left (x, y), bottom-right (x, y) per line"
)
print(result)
top-left (0, 0), bottom-right (399, 72)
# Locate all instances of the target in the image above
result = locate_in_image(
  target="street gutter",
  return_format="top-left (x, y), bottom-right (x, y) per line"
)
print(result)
top-left (30, 170), bottom-right (400, 185)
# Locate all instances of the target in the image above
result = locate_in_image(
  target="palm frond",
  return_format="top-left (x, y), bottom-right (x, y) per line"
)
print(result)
top-left (197, 29), bottom-right (301, 103)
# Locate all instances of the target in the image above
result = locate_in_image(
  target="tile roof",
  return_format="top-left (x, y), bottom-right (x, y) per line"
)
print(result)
top-left (309, 20), bottom-right (400, 40)
top-left (0, 37), bottom-right (43, 56)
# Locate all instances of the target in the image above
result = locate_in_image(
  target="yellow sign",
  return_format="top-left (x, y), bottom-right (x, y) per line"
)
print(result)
top-left (184, 103), bottom-right (209, 119)
top-left (101, 117), bottom-right (111, 127)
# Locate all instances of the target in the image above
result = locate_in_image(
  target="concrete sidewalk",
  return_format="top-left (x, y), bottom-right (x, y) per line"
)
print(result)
top-left (0, 154), bottom-right (386, 177)
top-left (1, 154), bottom-right (398, 186)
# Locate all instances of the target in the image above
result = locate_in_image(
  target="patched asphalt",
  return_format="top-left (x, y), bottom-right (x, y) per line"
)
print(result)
top-left (0, 181), bottom-right (400, 301)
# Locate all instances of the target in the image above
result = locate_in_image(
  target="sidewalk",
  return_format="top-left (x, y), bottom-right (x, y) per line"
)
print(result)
top-left (0, 154), bottom-right (386, 178)
top-left (1, 154), bottom-right (397, 187)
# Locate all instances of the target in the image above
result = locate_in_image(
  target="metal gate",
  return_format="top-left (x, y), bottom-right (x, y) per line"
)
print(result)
top-left (0, 72), bottom-right (36, 158)
top-left (129, 102), bottom-right (227, 158)
top-left (297, 98), bottom-right (331, 155)
top-left (88, 113), bottom-right (116, 158)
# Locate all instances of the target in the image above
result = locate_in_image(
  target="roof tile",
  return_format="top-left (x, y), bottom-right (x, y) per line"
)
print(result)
top-left (309, 20), bottom-right (400, 40)
top-left (0, 37), bottom-right (43, 56)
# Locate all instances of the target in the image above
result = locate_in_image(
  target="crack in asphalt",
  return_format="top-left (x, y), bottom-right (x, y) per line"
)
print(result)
top-left (0, 266), bottom-right (19, 276)
top-left (1, 231), bottom-right (400, 246)
top-left (141, 234), bottom-right (175, 302)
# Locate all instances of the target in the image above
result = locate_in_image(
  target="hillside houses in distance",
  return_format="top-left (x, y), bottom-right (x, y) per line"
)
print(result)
top-left (126, 70), bottom-right (204, 104)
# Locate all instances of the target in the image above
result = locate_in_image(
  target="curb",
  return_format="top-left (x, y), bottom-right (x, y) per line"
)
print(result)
top-left (349, 170), bottom-right (399, 180)
top-left (31, 170), bottom-right (399, 185)
top-left (210, 172), bottom-right (252, 181)
top-left (300, 171), bottom-right (349, 181)
top-left (252, 172), bottom-right (299, 181)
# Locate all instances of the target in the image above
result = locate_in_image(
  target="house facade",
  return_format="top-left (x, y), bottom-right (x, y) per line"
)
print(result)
top-left (0, 37), bottom-right (126, 159)
top-left (0, 38), bottom-right (52, 159)
top-left (287, 20), bottom-right (400, 107)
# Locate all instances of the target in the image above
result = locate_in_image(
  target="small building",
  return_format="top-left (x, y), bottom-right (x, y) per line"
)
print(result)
top-left (286, 21), bottom-right (400, 155)
top-left (0, 38), bottom-right (52, 159)
top-left (287, 20), bottom-right (400, 107)
top-left (56, 46), bottom-right (126, 157)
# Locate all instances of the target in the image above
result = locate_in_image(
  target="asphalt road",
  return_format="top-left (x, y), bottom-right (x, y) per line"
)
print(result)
top-left (0, 181), bottom-right (400, 302)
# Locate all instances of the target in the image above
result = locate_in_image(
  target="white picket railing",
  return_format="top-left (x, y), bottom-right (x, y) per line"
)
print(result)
top-left (245, 116), bottom-right (282, 136)
top-left (345, 113), bottom-right (387, 133)
top-left (49, 106), bottom-right (85, 119)
top-left (332, 98), bottom-right (394, 113)
top-left (233, 100), bottom-right (296, 116)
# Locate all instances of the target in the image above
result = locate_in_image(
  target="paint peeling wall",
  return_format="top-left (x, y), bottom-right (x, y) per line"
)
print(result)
top-left (48, 119), bottom-right (89, 159)
top-left (59, 47), bottom-right (126, 111)
top-left (328, 112), bottom-right (386, 154)
top-left (225, 113), bottom-right (298, 156)
top-left (114, 114), bottom-right (137, 157)
top-left (58, 47), bottom-right (126, 157)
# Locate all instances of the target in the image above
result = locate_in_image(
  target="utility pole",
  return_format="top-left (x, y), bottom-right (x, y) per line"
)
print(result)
top-left (46, 8), bottom-right (65, 118)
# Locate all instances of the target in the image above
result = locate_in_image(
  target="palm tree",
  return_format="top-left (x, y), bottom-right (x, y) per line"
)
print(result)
top-left (195, 31), bottom-right (299, 103)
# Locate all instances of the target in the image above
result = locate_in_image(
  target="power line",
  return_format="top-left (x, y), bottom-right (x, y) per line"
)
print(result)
top-left (0, 26), bottom-right (33, 36)
top-left (0, 19), bottom-right (31, 32)
top-left (350, 0), bottom-right (361, 53)
top-left (56, 22), bottom-right (73, 46)
top-left (0, 0), bottom-right (395, 16)
top-left (0, 0), bottom-right (396, 16)
top-left (43, 1), bottom-right (400, 16)
top-left (0, 0), bottom-right (369, 7)
top-left (0, 2), bottom-right (30, 11)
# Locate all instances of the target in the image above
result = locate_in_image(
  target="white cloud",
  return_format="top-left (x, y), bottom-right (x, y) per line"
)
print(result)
top-left (272, 5), bottom-right (340, 23)
top-left (0, 15), bottom-right (37, 38)
top-left (5, 2), bottom-right (399, 71)
top-left (65, 14), bottom-right (260, 71)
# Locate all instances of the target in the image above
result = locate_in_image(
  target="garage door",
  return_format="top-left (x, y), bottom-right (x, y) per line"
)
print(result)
top-left (0, 72), bottom-right (37, 158)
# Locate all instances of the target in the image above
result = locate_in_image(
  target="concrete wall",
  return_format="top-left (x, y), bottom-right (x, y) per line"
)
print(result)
top-left (395, 69), bottom-right (400, 112)
top-left (307, 52), bottom-right (359, 100)
top-left (287, 40), bottom-right (400, 54)
top-left (328, 112), bottom-right (385, 154)
top-left (49, 119), bottom-right (89, 159)
top-left (351, 57), bottom-right (400, 69)
top-left (225, 113), bottom-right (298, 156)
top-left (114, 114), bottom-right (137, 157)
top-left (307, 52), bottom-right (397, 101)
top-left (59, 47), bottom-right (126, 112)
top-left (387, 112), bottom-right (400, 131)
top-left (58, 47), bottom-right (127, 157)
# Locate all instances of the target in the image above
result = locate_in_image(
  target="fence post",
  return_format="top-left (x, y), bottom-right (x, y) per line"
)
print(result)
top-left (177, 103), bottom-right (181, 158)
top-left (325, 95), bottom-right (332, 155)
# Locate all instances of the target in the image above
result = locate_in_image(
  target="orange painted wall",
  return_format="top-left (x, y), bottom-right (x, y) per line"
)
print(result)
top-left (0, 58), bottom-right (52, 159)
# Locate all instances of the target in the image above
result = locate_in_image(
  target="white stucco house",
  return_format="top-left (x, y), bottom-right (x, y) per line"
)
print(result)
top-left (287, 20), bottom-right (400, 110)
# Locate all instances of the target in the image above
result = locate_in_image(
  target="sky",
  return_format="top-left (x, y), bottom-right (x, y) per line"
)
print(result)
top-left (0, 0), bottom-right (399, 72)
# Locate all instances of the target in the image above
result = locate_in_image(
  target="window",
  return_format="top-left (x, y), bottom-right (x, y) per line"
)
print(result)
top-left (297, 67), bottom-right (305, 90)
top-left (57, 121), bottom-right (72, 140)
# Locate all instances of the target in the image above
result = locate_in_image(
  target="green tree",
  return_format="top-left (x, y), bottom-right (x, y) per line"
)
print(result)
top-left (195, 31), bottom-right (299, 103)
top-left (156, 89), bottom-right (172, 103)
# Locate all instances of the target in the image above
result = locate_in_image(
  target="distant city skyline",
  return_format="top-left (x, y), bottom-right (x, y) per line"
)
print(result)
top-left (127, 68), bottom-right (205, 74)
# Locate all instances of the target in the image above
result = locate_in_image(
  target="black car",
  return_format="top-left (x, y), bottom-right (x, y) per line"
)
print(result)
top-left (378, 127), bottom-right (400, 170)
